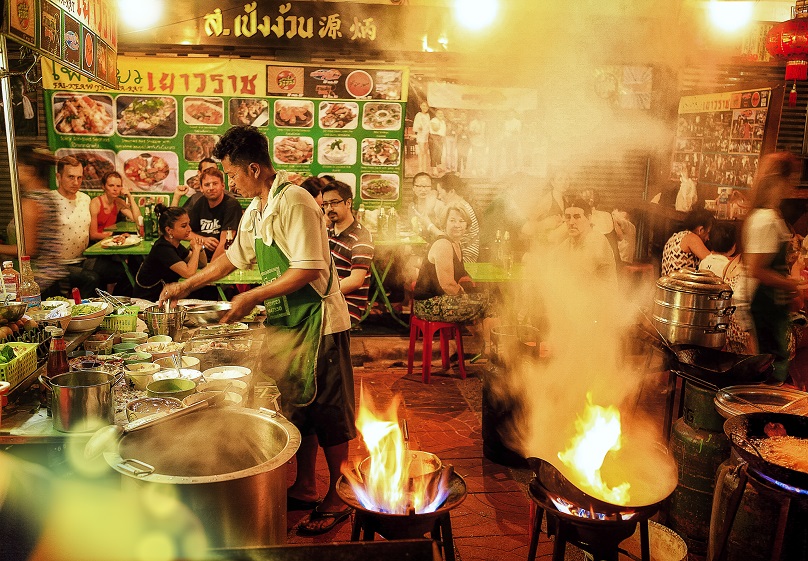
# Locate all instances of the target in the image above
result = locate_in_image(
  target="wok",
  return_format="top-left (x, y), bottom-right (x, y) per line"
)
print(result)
top-left (724, 412), bottom-right (808, 490)
top-left (527, 456), bottom-right (676, 514)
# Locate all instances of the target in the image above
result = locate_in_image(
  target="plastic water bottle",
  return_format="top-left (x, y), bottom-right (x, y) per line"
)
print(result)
top-left (18, 256), bottom-right (41, 310)
top-left (357, 203), bottom-right (366, 224)
top-left (1, 261), bottom-right (19, 302)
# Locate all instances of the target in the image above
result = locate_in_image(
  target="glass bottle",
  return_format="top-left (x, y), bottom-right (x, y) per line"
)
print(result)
top-left (502, 231), bottom-right (513, 274)
top-left (1, 260), bottom-right (19, 302)
top-left (143, 207), bottom-right (154, 241)
top-left (377, 207), bottom-right (388, 240)
top-left (224, 230), bottom-right (235, 250)
top-left (357, 203), bottom-right (366, 225)
top-left (44, 326), bottom-right (68, 416)
top-left (387, 207), bottom-right (398, 239)
top-left (18, 256), bottom-right (41, 310)
top-left (493, 230), bottom-right (503, 267)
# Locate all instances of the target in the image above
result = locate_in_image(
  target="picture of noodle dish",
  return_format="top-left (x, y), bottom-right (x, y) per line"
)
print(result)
top-left (116, 96), bottom-right (177, 137)
top-left (360, 173), bottom-right (399, 201)
top-left (318, 137), bottom-right (356, 165)
top-left (52, 93), bottom-right (114, 135)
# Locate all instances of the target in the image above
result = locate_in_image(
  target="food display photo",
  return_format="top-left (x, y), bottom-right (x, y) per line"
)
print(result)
top-left (318, 137), bottom-right (357, 166)
top-left (361, 138), bottom-right (401, 166)
top-left (274, 100), bottom-right (314, 128)
top-left (319, 102), bottom-right (359, 129)
top-left (360, 173), bottom-right (399, 201)
top-left (183, 97), bottom-right (225, 126)
top-left (116, 96), bottom-right (177, 137)
top-left (229, 98), bottom-right (269, 126)
top-left (184, 134), bottom-right (221, 162)
top-left (52, 92), bottom-right (115, 136)
top-left (273, 136), bottom-right (313, 165)
top-left (118, 150), bottom-right (179, 191)
top-left (54, 148), bottom-right (116, 189)
top-left (362, 103), bottom-right (402, 131)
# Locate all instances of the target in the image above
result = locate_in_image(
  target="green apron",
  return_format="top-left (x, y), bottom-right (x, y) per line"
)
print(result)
top-left (750, 239), bottom-right (790, 382)
top-left (254, 181), bottom-right (332, 406)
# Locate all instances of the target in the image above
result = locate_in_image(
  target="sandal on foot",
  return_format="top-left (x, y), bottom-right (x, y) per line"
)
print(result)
top-left (287, 496), bottom-right (322, 511)
top-left (297, 505), bottom-right (354, 536)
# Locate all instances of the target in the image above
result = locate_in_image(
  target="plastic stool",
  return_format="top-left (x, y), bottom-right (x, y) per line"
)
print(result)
top-left (407, 315), bottom-right (467, 383)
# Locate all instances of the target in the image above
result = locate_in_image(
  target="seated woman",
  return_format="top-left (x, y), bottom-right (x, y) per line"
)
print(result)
top-left (413, 205), bottom-right (497, 355)
top-left (133, 204), bottom-right (208, 302)
top-left (661, 209), bottom-right (713, 276)
top-left (89, 171), bottom-right (141, 241)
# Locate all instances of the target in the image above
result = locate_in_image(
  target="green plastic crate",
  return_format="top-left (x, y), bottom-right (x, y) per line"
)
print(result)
top-left (0, 342), bottom-right (38, 389)
top-left (101, 305), bottom-right (140, 333)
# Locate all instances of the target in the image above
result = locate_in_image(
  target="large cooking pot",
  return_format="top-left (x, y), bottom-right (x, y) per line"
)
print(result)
top-left (39, 370), bottom-right (122, 432)
top-left (652, 269), bottom-right (734, 349)
top-left (103, 407), bottom-right (300, 548)
top-left (144, 305), bottom-right (186, 339)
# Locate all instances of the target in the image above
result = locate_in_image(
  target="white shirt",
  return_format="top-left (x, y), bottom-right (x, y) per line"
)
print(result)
top-left (52, 190), bottom-right (91, 263)
top-left (699, 254), bottom-right (730, 278)
top-left (226, 171), bottom-right (350, 336)
top-left (413, 111), bottom-right (431, 144)
top-left (742, 208), bottom-right (791, 297)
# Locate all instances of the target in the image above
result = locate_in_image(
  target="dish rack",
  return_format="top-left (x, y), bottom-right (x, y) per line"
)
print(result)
top-left (0, 342), bottom-right (38, 389)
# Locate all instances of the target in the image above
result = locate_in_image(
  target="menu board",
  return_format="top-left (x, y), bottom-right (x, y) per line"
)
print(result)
top-left (671, 87), bottom-right (771, 198)
top-left (42, 57), bottom-right (407, 208)
top-left (3, 0), bottom-right (117, 89)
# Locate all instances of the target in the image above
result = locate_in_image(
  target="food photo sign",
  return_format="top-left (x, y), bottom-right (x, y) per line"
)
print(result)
top-left (42, 57), bottom-right (407, 208)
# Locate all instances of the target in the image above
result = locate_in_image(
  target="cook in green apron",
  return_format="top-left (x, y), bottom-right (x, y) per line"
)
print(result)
top-left (255, 182), bottom-right (333, 407)
top-left (750, 240), bottom-right (791, 383)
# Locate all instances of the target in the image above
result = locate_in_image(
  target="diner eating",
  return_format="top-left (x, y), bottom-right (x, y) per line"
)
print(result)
top-left (7, 3), bottom-right (808, 560)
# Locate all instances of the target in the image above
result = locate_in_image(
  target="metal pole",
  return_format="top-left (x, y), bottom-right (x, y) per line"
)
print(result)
top-left (0, 35), bottom-right (25, 258)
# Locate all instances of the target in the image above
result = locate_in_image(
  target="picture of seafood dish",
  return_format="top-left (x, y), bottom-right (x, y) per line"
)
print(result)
top-left (362, 103), bottom-right (402, 131)
top-left (119, 150), bottom-right (178, 191)
top-left (361, 138), bottom-right (400, 166)
top-left (230, 98), bottom-right (269, 126)
top-left (319, 102), bottom-right (358, 129)
top-left (318, 137), bottom-right (357, 165)
top-left (274, 100), bottom-right (314, 128)
top-left (116, 96), bottom-right (177, 137)
top-left (52, 93), bottom-right (114, 135)
top-left (274, 136), bottom-right (313, 164)
top-left (360, 173), bottom-right (399, 201)
top-left (184, 134), bottom-right (221, 162)
top-left (183, 97), bottom-right (224, 126)
top-left (373, 71), bottom-right (403, 100)
top-left (54, 149), bottom-right (115, 189)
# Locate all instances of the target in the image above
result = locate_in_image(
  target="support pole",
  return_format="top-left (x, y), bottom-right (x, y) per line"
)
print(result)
top-left (0, 35), bottom-right (26, 258)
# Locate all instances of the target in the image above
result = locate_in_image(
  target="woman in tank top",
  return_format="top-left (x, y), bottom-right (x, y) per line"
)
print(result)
top-left (89, 171), bottom-right (141, 241)
top-left (661, 209), bottom-right (714, 277)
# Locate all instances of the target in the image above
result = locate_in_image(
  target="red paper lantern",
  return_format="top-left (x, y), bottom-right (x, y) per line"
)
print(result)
top-left (766, 18), bottom-right (808, 81)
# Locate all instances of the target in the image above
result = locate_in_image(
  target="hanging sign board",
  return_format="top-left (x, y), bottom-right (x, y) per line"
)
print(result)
top-left (42, 56), bottom-right (407, 208)
top-left (3, 0), bottom-right (118, 89)
top-left (671, 87), bottom-right (771, 200)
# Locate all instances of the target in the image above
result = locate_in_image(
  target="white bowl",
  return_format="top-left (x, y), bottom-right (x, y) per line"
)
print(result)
top-left (134, 341), bottom-right (185, 360)
top-left (153, 355), bottom-right (201, 370)
top-left (120, 331), bottom-right (149, 344)
top-left (147, 335), bottom-right (173, 344)
top-left (197, 378), bottom-right (249, 397)
top-left (182, 390), bottom-right (243, 408)
top-left (153, 368), bottom-right (203, 383)
top-left (66, 314), bottom-right (106, 333)
top-left (124, 362), bottom-right (161, 390)
top-left (202, 365), bottom-right (252, 386)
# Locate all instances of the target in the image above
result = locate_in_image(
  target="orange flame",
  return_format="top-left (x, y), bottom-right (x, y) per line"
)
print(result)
top-left (557, 393), bottom-right (630, 505)
top-left (345, 386), bottom-right (448, 514)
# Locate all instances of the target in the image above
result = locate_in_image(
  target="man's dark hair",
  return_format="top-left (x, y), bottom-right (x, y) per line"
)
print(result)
top-left (57, 155), bottom-right (82, 174)
top-left (564, 197), bottom-right (592, 216)
top-left (199, 166), bottom-right (224, 184)
top-left (438, 173), bottom-right (464, 195)
top-left (212, 126), bottom-right (272, 168)
top-left (198, 157), bottom-right (217, 171)
top-left (322, 180), bottom-right (353, 202)
top-left (413, 172), bottom-right (433, 186)
top-left (300, 176), bottom-right (325, 198)
top-left (708, 222), bottom-right (737, 254)
top-left (683, 209), bottom-right (714, 232)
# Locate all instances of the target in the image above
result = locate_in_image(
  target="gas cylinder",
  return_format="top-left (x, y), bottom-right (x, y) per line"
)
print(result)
top-left (708, 451), bottom-right (808, 561)
top-left (667, 382), bottom-right (731, 560)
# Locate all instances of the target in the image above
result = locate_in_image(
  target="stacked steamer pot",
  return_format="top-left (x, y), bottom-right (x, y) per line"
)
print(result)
top-left (652, 269), bottom-right (734, 349)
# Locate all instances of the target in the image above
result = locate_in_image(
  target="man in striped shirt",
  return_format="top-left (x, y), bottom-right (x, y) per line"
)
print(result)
top-left (323, 181), bottom-right (375, 324)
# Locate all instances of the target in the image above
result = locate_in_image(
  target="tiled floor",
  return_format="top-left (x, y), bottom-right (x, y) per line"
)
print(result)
top-left (283, 336), bottom-right (675, 560)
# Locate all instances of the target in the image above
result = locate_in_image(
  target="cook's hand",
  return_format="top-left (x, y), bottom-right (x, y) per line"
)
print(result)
top-left (221, 292), bottom-right (257, 323)
top-left (159, 282), bottom-right (189, 307)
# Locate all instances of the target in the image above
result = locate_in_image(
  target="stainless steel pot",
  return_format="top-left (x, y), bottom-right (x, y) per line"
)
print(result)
top-left (144, 305), bottom-right (186, 339)
top-left (652, 269), bottom-right (734, 349)
top-left (40, 370), bottom-right (123, 432)
top-left (103, 407), bottom-right (301, 548)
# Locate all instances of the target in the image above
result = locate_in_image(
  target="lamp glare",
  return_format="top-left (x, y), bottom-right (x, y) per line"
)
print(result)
top-left (119, 0), bottom-right (162, 30)
top-left (709, 1), bottom-right (753, 33)
top-left (455, 0), bottom-right (498, 31)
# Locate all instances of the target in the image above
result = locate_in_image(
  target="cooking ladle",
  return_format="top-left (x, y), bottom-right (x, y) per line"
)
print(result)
top-left (84, 388), bottom-right (230, 459)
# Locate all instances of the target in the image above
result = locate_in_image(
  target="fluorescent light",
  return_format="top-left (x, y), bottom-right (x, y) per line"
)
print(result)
top-left (454, 0), bottom-right (498, 31)
top-left (709, 0), bottom-right (753, 33)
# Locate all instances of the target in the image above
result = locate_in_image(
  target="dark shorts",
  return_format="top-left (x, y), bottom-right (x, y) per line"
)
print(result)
top-left (285, 330), bottom-right (357, 447)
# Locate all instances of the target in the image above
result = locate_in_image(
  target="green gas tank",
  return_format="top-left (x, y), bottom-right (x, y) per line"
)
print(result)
top-left (667, 382), bottom-right (731, 560)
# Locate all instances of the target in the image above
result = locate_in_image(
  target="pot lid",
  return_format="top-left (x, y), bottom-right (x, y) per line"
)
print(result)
top-left (714, 385), bottom-right (808, 419)
top-left (657, 269), bottom-right (731, 295)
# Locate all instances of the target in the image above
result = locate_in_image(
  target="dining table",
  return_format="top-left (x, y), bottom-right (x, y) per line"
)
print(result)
top-left (83, 236), bottom-right (154, 287)
top-left (104, 221), bottom-right (139, 233)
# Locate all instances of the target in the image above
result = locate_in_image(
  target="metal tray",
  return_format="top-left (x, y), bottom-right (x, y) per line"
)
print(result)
top-left (714, 385), bottom-right (808, 418)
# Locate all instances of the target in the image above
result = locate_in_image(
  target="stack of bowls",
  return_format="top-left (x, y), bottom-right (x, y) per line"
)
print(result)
top-left (153, 356), bottom-right (201, 370)
top-left (146, 378), bottom-right (197, 400)
top-left (120, 332), bottom-right (148, 345)
top-left (124, 362), bottom-right (161, 390)
top-left (202, 366), bottom-right (252, 386)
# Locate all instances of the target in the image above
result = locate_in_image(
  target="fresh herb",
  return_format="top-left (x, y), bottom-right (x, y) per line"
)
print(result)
top-left (0, 345), bottom-right (16, 364)
top-left (71, 304), bottom-right (100, 317)
top-left (329, 139), bottom-right (344, 150)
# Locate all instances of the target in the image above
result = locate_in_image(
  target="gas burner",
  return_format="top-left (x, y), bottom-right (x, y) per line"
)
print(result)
top-left (336, 469), bottom-right (467, 561)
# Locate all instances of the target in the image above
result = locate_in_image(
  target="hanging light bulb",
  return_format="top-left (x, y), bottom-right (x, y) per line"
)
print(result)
top-left (454, 0), bottom-right (498, 31)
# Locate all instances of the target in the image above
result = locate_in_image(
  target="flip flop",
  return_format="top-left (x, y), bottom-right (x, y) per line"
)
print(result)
top-left (297, 505), bottom-right (354, 536)
top-left (287, 496), bottom-right (322, 511)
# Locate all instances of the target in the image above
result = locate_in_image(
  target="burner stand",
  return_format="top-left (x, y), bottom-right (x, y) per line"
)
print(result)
top-left (527, 479), bottom-right (654, 561)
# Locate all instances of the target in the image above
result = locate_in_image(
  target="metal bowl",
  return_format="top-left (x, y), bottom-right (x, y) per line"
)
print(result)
top-left (184, 302), bottom-right (232, 327)
top-left (0, 302), bottom-right (28, 324)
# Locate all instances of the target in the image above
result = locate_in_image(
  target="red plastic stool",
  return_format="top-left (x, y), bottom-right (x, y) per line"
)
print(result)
top-left (407, 315), bottom-right (467, 383)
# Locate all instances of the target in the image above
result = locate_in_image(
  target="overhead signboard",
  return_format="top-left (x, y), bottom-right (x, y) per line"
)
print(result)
top-left (3, 0), bottom-right (118, 89)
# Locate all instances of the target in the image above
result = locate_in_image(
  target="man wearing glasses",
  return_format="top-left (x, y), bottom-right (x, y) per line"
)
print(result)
top-left (321, 180), bottom-right (375, 325)
top-left (159, 126), bottom-right (355, 536)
